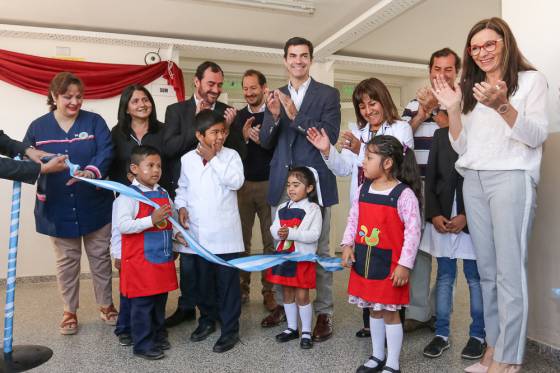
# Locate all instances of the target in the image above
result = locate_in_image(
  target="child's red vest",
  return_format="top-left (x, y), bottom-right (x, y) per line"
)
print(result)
top-left (348, 180), bottom-right (410, 305)
top-left (120, 186), bottom-right (178, 298)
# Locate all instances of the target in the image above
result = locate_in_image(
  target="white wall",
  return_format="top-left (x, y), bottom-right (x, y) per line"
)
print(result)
top-left (502, 0), bottom-right (560, 349)
top-left (0, 37), bottom-right (178, 278)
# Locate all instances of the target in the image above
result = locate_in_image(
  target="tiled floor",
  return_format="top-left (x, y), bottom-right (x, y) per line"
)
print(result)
top-left (1, 267), bottom-right (559, 372)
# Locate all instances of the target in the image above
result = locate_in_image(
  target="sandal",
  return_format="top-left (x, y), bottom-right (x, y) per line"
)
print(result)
top-left (99, 304), bottom-right (119, 326)
top-left (60, 311), bottom-right (78, 335)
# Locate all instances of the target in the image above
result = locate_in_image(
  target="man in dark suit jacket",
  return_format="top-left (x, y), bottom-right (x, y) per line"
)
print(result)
top-left (163, 61), bottom-right (246, 329)
top-left (259, 37), bottom-right (340, 343)
top-left (0, 130), bottom-right (67, 183)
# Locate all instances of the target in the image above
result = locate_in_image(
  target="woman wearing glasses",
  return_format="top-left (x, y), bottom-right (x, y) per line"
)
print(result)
top-left (432, 17), bottom-right (548, 373)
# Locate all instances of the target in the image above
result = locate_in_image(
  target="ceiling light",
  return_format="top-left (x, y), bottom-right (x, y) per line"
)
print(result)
top-left (193, 0), bottom-right (315, 15)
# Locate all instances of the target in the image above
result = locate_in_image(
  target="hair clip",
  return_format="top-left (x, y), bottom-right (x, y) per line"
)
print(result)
top-left (402, 144), bottom-right (408, 156)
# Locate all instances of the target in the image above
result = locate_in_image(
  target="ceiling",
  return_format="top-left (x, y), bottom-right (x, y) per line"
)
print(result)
top-left (0, 0), bottom-right (500, 64)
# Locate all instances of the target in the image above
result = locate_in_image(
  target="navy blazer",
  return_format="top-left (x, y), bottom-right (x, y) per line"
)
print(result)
top-left (163, 96), bottom-right (247, 197)
top-left (424, 127), bottom-right (468, 233)
top-left (260, 79), bottom-right (341, 207)
top-left (0, 130), bottom-right (40, 184)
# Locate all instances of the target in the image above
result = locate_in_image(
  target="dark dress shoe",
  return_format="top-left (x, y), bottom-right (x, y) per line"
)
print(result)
top-left (118, 333), bottom-right (132, 346)
top-left (261, 305), bottom-right (286, 328)
top-left (165, 308), bottom-right (196, 328)
top-left (275, 328), bottom-right (299, 342)
top-left (213, 333), bottom-right (239, 353)
top-left (355, 328), bottom-right (371, 338)
top-left (312, 314), bottom-right (333, 342)
top-left (134, 348), bottom-right (164, 360)
top-left (381, 367), bottom-right (400, 373)
top-left (190, 323), bottom-right (216, 342)
top-left (156, 338), bottom-right (171, 350)
top-left (300, 332), bottom-right (313, 349)
top-left (356, 356), bottom-right (386, 373)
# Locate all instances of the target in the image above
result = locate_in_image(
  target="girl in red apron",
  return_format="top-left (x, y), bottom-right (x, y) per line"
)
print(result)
top-left (266, 167), bottom-right (322, 350)
top-left (341, 136), bottom-right (422, 373)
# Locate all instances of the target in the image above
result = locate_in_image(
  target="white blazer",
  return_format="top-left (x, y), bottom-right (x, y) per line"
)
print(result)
top-left (174, 147), bottom-right (245, 254)
top-left (322, 120), bottom-right (415, 199)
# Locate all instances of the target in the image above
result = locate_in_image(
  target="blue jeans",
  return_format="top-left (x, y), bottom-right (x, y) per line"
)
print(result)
top-left (435, 257), bottom-right (485, 339)
top-left (177, 253), bottom-right (197, 311)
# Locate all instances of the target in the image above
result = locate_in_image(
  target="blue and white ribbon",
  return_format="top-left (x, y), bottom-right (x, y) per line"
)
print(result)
top-left (3, 159), bottom-right (22, 354)
top-left (69, 161), bottom-right (343, 272)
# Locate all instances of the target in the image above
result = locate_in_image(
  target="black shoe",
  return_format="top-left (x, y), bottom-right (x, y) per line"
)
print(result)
top-left (423, 336), bottom-right (450, 358)
top-left (275, 328), bottom-right (299, 343)
top-left (212, 333), bottom-right (239, 353)
top-left (381, 367), bottom-right (400, 373)
top-left (118, 333), bottom-right (132, 346)
top-left (300, 332), bottom-right (313, 349)
top-left (356, 328), bottom-right (371, 338)
top-left (190, 323), bottom-right (216, 342)
top-left (156, 339), bottom-right (171, 350)
top-left (461, 337), bottom-right (487, 360)
top-left (356, 356), bottom-right (385, 373)
top-left (134, 348), bottom-right (164, 360)
top-left (165, 308), bottom-right (196, 328)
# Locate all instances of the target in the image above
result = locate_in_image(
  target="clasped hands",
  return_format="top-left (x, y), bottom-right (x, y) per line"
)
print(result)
top-left (266, 90), bottom-right (298, 121)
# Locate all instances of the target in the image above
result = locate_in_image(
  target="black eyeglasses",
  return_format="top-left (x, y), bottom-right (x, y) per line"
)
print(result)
top-left (468, 39), bottom-right (502, 56)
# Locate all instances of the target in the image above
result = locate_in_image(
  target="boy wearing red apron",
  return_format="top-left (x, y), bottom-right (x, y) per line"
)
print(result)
top-left (114, 145), bottom-right (178, 360)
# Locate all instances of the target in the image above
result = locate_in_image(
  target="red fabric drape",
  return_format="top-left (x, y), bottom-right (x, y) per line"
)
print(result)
top-left (0, 48), bottom-right (185, 101)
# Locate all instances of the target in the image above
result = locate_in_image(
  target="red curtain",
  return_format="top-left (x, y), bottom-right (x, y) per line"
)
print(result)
top-left (0, 48), bottom-right (185, 101)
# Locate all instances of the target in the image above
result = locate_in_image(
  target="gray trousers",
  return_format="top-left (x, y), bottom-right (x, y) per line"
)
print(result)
top-left (406, 250), bottom-right (435, 322)
top-left (271, 195), bottom-right (334, 315)
top-left (463, 170), bottom-right (535, 364)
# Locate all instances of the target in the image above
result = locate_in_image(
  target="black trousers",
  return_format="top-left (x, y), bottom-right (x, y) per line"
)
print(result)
top-left (130, 293), bottom-right (168, 353)
top-left (177, 253), bottom-right (198, 311)
top-left (195, 253), bottom-right (241, 337)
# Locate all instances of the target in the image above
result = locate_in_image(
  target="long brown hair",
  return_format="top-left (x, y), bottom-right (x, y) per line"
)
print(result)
top-left (352, 78), bottom-right (400, 129)
top-left (461, 17), bottom-right (535, 114)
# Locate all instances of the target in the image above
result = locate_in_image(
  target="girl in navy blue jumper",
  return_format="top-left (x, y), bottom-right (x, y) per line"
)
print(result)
top-left (266, 167), bottom-right (322, 349)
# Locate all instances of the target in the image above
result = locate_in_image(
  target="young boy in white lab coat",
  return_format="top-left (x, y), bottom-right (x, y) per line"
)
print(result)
top-left (174, 109), bottom-right (245, 353)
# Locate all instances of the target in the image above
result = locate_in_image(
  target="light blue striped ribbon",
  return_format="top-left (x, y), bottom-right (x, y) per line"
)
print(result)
top-left (67, 161), bottom-right (343, 272)
top-left (3, 158), bottom-right (22, 354)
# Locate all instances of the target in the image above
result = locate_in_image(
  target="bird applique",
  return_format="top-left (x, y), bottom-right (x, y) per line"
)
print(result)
top-left (359, 225), bottom-right (380, 247)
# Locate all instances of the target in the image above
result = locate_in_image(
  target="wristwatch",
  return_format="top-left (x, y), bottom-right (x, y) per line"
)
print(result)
top-left (497, 103), bottom-right (509, 114)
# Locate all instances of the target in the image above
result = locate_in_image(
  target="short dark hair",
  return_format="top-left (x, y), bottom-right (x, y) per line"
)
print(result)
top-left (130, 145), bottom-right (161, 166)
top-left (195, 109), bottom-right (225, 134)
top-left (195, 61), bottom-right (224, 81)
top-left (242, 69), bottom-right (267, 87)
top-left (288, 166), bottom-right (318, 204)
top-left (283, 37), bottom-right (314, 59)
top-left (47, 72), bottom-right (84, 111)
top-left (116, 85), bottom-right (159, 137)
top-left (428, 48), bottom-right (461, 72)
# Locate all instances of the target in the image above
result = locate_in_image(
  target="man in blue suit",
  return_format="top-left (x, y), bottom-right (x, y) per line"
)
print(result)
top-left (259, 37), bottom-right (340, 342)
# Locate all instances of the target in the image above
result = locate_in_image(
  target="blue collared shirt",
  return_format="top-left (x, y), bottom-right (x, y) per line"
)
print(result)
top-left (24, 110), bottom-right (114, 238)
